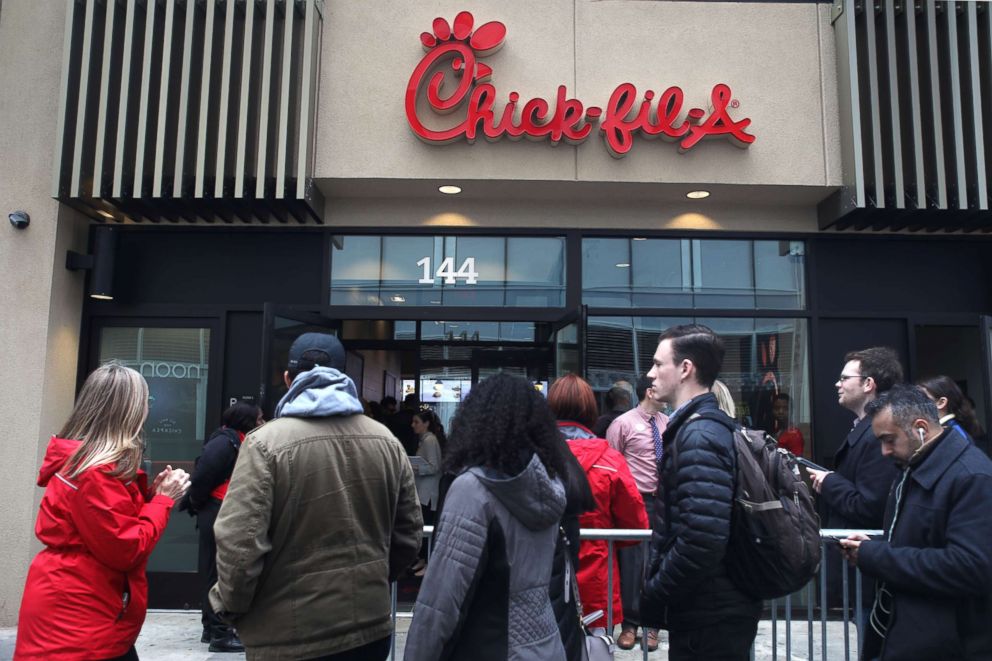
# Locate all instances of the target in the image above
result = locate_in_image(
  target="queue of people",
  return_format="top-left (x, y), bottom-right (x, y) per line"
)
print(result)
top-left (12, 325), bottom-right (992, 661)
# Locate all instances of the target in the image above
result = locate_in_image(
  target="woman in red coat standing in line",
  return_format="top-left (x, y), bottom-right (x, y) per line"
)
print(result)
top-left (15, 363), bottom-right (191, 661)
top-left (548, 374), bottom-right (650, 634)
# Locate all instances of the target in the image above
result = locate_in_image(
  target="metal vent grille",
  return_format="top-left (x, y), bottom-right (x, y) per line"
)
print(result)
top-left (821, 0), bottom-right (991, 231)
top-left (53, 0), bottom-right (324, 224)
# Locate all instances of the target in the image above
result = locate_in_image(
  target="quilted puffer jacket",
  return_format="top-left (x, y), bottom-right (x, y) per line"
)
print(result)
top-left (640, 393), bottom-right (761, 631)
top-left (405, 453), bottom-right (568, 661)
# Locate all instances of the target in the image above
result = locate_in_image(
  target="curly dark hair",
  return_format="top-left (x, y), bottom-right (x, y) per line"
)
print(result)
top-left (444, 372), bottom-right (567, 480)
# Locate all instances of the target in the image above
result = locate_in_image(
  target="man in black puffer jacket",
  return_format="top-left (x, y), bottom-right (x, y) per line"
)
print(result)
top-left (640, 324), bottom-right (761, 661)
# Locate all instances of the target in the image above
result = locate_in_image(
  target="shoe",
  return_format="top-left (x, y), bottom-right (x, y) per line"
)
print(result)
top-left (208, 632), bottom-right (245, 653)
top-left (645, 628), bottom-right (660, 652)
top-left (617, 627), bottom-right (637, 650)
top-left (200, 627), bottom-right (210, 644)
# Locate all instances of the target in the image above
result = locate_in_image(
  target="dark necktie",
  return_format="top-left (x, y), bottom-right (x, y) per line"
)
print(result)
top-left (650, 417), bottom-right (663, 463)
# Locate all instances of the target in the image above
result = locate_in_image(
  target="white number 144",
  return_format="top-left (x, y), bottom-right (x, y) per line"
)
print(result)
top-left (417, 257), bottom-right (479, 285)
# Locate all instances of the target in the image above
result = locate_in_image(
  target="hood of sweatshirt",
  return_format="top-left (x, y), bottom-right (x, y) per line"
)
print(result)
top-left (469, 453), bottom-right (566, 531)
top-left (275, 366), bottom-right (364, 419)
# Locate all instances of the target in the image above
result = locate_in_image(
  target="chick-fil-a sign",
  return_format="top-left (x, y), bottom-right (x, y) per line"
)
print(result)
top-left (405, 12), bottom-right (755, 158)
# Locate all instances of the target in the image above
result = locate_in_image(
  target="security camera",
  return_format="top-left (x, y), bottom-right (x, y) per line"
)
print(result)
top-left (8, 211), bottom-right (30, 229)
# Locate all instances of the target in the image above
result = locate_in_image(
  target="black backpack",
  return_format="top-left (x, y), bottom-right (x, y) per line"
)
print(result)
top-left (687, 411), bottom-right (821, 600)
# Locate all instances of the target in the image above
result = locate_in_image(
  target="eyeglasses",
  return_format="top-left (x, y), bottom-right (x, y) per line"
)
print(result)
top-left (838, 374), bottom-right (869, 382)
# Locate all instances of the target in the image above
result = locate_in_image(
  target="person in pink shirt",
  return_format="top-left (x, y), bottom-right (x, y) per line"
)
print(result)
top-left (605, 375), bottom-right (669, 651)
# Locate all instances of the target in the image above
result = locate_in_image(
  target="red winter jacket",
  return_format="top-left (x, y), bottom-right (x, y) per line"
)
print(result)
top-left (15, 437), bottom-right (175, 660)
top-left (558, 422), bottom-right (649, 629)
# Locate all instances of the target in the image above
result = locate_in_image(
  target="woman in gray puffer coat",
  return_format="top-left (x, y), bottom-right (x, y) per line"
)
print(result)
top-left (405, 373), bottom-right (569, 661)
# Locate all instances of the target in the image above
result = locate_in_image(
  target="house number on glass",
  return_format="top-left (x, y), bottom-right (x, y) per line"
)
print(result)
top-left (417, 257), bottom-right (479, 284)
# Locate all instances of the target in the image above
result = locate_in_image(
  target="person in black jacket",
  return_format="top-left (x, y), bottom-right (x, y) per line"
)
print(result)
top-left (640, 324), bottom-right (760, 661)
top-left (806, 347), bottom-right (903, 621)
top-left (839, 385), bottom-right (992, 660)
top-left (189, 401), bottom-right (263, 652)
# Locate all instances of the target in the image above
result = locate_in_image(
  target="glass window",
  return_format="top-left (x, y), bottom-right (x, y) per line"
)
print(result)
top-left (585, 316), bottom-right (811, 456)
top-left (330, 235), bottom-right (565, 307)
top-left (420, 321), bottom-right (536, 342)
top-left (582, 238), bottom-right (805, 310)
top-left (329, 236), bottom-right (381, 306)
top-left (98, 326), bottom-right (211, 572)
top-left (754, 240), bottom-right (805, 309)
top-left (694, 240), bottom-right (754, 309)
top-left (582, 238), bottom-right (630, 307)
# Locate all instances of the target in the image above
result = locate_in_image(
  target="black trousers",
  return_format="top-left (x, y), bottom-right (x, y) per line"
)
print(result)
top-left (419, 504), bottom-right (435, 562)
top-left (303, 636), bottom-right (391, 661)
top-left (197, 498), bottom-right (228, 637)
top-left (99, 646), bottom-right (139, 661)
top-left (668, 616), bottom-right (759, 661)
top-left (618, 493), bottom-right (655, 629)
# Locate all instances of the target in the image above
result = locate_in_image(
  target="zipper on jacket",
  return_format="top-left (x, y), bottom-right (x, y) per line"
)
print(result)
top-left (116, 575), bottom-right (131, 621)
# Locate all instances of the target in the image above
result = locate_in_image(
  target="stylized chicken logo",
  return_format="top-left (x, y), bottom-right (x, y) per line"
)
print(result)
top-left (418, 11), bottom-right (506, 83)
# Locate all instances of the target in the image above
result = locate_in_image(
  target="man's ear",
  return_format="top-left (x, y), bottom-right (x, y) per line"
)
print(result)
top-left (680, 358), bottom-right (694, 382)
top-left (936, 396), bottom-right (948, 412)
top-left (284, 371), bottom-right (292, 388)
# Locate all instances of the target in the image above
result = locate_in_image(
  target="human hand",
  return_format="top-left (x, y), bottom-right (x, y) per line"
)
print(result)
top-left (838, 533), bottom-right (870, 566)
top-left (806, 468), bottom-right (833, 493)
top-left (154, 465), bottom-right (191, 501)
top-left (148, 467), bottom-right (169, 499)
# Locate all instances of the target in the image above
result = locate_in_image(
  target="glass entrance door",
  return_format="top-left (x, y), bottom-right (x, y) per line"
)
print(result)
top-left (92, 320), bottom-right (218, 608)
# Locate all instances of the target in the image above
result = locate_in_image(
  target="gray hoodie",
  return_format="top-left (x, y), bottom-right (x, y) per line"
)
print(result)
top-left (274, 366), bottom-right (364, 419)
top-left (405, 454), bottom-right (567, 661)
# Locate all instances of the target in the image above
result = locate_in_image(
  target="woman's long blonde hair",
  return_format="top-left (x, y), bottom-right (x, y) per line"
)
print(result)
top-left (61, 362), bottom-right (148, 479)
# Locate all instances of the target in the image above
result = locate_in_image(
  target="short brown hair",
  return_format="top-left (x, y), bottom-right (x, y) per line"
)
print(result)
top-left (845, 347), bottom-right (903, 394)
top-left (547, 374), bottom-right (599, 430)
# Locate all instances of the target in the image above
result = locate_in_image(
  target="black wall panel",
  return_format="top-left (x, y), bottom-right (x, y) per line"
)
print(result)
top-left (223, 311), bottom-right (264, 411)
top-left (811, 238), bottom-right (992, 314)
top-left (112, 230), bottom-right (324, 305)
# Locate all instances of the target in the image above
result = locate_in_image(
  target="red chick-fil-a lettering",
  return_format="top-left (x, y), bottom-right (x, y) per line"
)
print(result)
top-left (405, 13), bottom-right (755, 157)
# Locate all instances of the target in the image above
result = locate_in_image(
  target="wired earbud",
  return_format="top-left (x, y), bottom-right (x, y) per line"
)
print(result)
top-left (917, 428), bottom-right (926, 442)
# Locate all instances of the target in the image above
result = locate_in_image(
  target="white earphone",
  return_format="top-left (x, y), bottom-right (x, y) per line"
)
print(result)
top-left (917, 428), bottom-right (926, 442)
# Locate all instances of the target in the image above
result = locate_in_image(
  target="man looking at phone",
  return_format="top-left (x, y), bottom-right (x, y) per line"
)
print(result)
top-left (838, 385), bottom-right (992, 660)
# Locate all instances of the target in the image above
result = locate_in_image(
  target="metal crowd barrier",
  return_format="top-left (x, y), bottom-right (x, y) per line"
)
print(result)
top-left (390, 527), bottom-right (881, 661)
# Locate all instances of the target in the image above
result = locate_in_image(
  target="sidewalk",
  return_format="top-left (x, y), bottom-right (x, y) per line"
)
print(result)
top-left (0, 610), bottom-right (855, 660)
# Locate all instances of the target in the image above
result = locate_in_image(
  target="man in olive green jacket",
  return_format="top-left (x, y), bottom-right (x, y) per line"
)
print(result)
top-left (210, 333), bottom-right (422, 661)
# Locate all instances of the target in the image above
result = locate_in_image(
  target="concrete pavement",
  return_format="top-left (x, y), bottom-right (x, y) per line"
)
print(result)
top-left (0, 610), bottom-right (856, 660)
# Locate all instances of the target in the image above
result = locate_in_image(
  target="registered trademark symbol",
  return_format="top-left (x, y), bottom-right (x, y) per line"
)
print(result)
top-left (731, 99), bottom-right (740, 109)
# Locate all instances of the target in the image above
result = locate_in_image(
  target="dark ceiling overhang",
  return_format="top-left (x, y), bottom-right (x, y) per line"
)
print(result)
top-left (52, 0), bottom-right (324, 225)
top-left (820, 0), bottom-right (991, 232)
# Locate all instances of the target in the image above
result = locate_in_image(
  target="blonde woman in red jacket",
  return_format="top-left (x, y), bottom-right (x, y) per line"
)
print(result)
top-left (548, 374), bottom-right (650, 635)
top-left (15, 363), bottom-right (190, 661)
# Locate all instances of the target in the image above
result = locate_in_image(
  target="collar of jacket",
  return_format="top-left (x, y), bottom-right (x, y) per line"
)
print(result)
top-left (557, 421), bottom-right (596, 440)
top-left (843, 415), bottom-right (874, 449)
top-left (662, 392), bottom-right (719, 443)
top-left (909, 427), bottom-right (968, 490)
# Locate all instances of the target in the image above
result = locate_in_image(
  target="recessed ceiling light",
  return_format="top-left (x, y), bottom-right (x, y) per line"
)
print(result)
top-left (615, 262), bottom-right (630, 268)
top-left (439, 185), bottom-right (462, 195)
top-left (686, 190), bottom-right (710, 199)
top-left (390, 295), bottom-right (406, 303)
top-left (90, 293), bottom-right (114, 300)
top-left (97, 210), bottom-right (114, 219)
top-left (632, 237), bottom-right (647, 241)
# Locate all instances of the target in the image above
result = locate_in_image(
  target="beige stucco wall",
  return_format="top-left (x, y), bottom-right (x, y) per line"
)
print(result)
top-left (318, 0), bottom-right (842, 192)
top-left (0, 0), bottom-right (88, 626)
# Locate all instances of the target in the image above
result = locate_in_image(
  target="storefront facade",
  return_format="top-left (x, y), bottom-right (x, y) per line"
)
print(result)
top-left (1, 0), bottom-right (989, 616)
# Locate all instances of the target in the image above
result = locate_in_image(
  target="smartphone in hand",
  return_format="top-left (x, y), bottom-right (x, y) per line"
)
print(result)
top-left (796, 456), bottom-right (828, 472)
